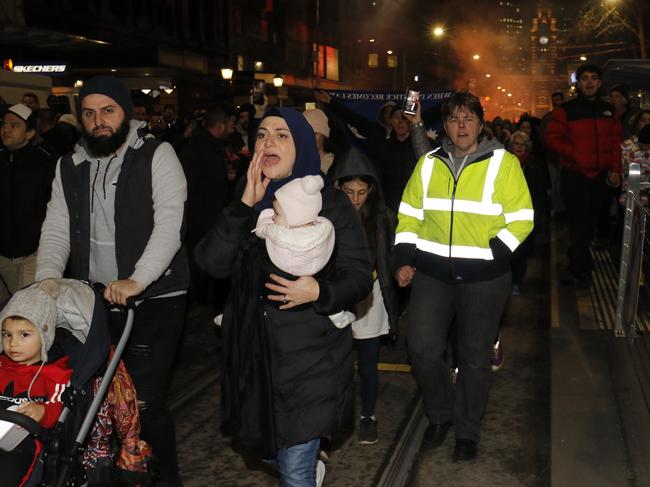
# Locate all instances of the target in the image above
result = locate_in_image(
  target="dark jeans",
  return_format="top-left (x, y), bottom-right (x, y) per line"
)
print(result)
top-left (561, 169), bottom-right (608, 276)
top-left (109, 295), bottom-right (186, 482)
top-left (276, 438), bottom-right (320, 487)
top-left (407, 272), bottom-right (510, 441)
top-left (355, 337), bottom-right (381, 418)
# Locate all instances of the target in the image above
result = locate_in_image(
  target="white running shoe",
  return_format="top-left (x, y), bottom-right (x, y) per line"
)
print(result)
top-left (316, 459), bottom-right (326, 487)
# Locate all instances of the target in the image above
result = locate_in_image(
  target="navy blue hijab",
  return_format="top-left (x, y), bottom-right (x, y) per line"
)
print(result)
top-left (255, 107), bottom-right (321, 210)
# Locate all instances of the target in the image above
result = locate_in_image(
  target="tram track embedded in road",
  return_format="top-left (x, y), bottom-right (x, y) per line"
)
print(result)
top-left (169, 369), bottom-right (221, 413)
top-left (375, 393), bottom-right (425, 487)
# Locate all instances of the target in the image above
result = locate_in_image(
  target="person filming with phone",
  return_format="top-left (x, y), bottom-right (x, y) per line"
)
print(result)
top-left (315, 89), bottom-right (432, 213)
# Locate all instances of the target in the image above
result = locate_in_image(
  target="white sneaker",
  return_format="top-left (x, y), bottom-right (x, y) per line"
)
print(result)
top-left (316, 459), bottom-right (326, 487)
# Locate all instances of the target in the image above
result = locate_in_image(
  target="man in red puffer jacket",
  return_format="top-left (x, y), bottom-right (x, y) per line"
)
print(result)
top-left (545, 63), bottom-right (622, 287)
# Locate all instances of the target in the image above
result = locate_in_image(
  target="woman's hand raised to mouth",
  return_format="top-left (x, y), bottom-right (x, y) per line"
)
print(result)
top-left (241, 151), bottom-right (271, 207)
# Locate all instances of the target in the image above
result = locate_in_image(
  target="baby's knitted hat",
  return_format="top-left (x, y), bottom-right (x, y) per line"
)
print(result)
top-left (274, 175), bottom-right (324, 227)
top-left (0, 287), bottom-right (57, 362)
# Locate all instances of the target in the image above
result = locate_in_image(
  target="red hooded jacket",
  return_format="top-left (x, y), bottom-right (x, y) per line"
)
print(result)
top-left (545, 95), bottom-right (622, 178)
top-left (0, 354), bottom-right (72, 429)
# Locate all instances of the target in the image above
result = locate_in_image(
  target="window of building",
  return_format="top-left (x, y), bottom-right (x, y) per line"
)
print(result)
top-left (313, 44), bottom-right (340, 81)
top-left (368, 53), bottom-right (379, 68)
top-left (387, 54), bottom-right (398, 68)
top-left (237, 55), bottom-right (244, 71)
top-left (326, 46), bottom-right (339, 81)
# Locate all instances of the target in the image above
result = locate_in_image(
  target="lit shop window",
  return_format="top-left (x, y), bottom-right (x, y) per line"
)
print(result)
top-left (368, 53), bottom-right (379, 68)
top-left (387, 54), bottom-right (398, 68)
top-left (313, 44), bottom-right (340, 81)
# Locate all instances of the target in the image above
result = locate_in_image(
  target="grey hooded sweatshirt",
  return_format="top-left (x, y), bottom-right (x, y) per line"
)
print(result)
top-left (36, 120), bottom-right (187, 289)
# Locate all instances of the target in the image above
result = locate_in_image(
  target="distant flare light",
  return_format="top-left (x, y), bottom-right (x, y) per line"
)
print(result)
top-left (472, 54), bottom-right (480, 60)
top-left (433, 26), bottom-right (445, 37)
top-left (580, 55), bottom-right (587, 61)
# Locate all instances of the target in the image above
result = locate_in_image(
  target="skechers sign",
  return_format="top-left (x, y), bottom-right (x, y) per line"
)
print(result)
top-left (13, 64), bottom-right (67, 75)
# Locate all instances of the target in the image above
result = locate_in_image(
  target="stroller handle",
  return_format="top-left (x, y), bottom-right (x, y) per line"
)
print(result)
top-left (74, 306), bottom-right (135, 445)
top-left (93, 281), bottom-right (139, 310)
top-left (0, 409), bottom-right (44, 438)
top-left (125, 296), bottom-right (137, 309)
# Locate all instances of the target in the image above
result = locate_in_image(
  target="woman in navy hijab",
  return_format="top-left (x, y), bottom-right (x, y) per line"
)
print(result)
top-left (195, 107), bottom-right (372, 486)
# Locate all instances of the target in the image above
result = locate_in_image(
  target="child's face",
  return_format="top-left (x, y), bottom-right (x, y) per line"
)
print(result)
top-left (1, 318), bottom-right (42, 365)
top-left (272, 199), bottom-right (287, 227)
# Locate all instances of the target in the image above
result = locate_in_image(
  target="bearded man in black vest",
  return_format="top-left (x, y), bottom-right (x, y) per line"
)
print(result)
top-left (36, 76), bottom-right (189, 486)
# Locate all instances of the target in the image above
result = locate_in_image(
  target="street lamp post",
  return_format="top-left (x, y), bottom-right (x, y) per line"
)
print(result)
top-left (273, 74), bottom-right (286, 107)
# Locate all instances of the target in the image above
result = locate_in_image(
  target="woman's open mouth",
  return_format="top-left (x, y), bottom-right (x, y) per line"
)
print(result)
top-left (262, 153), bottom-right (280, 165)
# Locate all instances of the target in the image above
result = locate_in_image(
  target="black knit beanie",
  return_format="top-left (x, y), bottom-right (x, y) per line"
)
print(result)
top-left (78, 75), bottom-right (133, 119)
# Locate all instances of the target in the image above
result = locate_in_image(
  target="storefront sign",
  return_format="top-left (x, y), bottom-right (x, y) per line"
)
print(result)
top-left (13, 64), bottom-right (67, 74)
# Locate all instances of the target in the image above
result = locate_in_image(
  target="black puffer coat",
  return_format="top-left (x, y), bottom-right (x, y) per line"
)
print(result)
top-left (194, 186), bottom-right (373, 456)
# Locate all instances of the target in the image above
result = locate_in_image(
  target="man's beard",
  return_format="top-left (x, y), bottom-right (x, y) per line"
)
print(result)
top-left (83, 118), bottom-right (130, 157)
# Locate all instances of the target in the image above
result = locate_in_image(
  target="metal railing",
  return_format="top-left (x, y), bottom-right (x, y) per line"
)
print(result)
top-left (615, 163), bottom-right (650, 339)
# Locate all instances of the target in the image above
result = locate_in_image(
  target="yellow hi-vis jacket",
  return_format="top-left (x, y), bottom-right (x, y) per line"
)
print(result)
top-left (394, 146), bottom-right (534, 282)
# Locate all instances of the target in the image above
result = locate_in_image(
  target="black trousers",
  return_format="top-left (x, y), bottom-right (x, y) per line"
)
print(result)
top-left (561, 170), bottom-right (608, 276)
top-left (110, 295), bottom-right (186, 482)
top-left (355, 336), bottom-right (381, 418)
top-left (407, 272), bottom-right (510, 441)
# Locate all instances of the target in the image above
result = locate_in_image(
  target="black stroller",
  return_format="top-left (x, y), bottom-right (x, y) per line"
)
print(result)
top-left (0, 279), bottom-right (145, 486)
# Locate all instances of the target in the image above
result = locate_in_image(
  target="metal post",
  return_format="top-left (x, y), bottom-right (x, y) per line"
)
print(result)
top-left (615, 163), bottom-right (641, 337)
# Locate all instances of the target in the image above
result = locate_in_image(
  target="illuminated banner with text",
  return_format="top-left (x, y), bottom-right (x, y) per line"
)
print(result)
top-left (324, 89), bottom-right (453, 124)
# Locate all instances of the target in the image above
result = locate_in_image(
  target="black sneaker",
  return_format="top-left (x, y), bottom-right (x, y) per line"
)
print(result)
top-left (452, 438), bottom-right (478, 463)
top-left (358, 417), bottom-right (378, 445)
top-left (421, 421), bottom-right (452, 450)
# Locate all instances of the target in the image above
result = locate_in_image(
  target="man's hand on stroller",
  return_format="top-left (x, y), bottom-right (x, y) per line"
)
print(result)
top-left (16, 402), bottom-right (45, 423)
top-left (104, 279), bottom-right (144, 306)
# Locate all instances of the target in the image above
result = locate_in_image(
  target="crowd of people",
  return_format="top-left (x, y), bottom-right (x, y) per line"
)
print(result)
top-left (0, 62), bottom-right (647, 486)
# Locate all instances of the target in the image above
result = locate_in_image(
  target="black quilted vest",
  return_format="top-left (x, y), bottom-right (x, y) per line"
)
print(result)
top-left (59, 139), bottom-right (189, 298)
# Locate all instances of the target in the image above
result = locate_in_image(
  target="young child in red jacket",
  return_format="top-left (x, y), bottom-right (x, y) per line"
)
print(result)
top-left (0, 286), bottom-right (72, 487)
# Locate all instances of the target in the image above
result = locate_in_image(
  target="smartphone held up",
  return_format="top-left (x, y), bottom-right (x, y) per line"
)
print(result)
top-left (403, 88), bottom-right (419, 115)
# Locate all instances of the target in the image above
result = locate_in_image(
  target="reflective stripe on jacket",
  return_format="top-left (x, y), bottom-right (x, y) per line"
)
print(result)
top-left (395, 147), bottom-right (534, 282)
